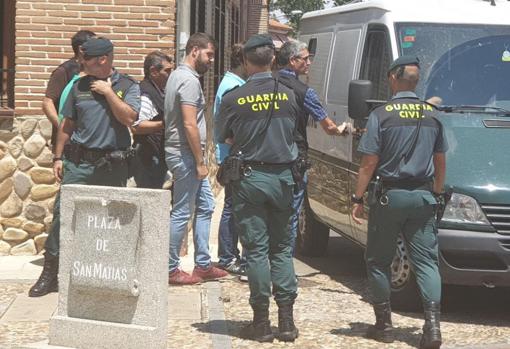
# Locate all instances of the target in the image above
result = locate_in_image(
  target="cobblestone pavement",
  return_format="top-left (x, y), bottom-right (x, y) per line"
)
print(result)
top-left (1, 211), bottom-right (509, 348)
top-left (207, 236), bottom-right (510, 349)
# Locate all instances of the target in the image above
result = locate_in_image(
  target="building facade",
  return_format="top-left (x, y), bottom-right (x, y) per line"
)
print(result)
top-left (0, 0), bottom-right (269, 256)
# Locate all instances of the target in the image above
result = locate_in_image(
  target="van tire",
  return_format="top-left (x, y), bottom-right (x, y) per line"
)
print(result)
top-left (389, 236), bottom-right (422, 311)
top-left (296, 194), bottom-right (329, 257)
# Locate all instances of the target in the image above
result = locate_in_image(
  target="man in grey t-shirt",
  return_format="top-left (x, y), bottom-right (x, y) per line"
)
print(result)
top-left (165, 33), bottom-right (228, 285)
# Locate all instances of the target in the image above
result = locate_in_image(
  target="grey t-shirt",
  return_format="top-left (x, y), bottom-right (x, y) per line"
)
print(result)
top-left (164, 64), bottom-right (206, 153)
top-left (62, 70), bottom-right (140, 150)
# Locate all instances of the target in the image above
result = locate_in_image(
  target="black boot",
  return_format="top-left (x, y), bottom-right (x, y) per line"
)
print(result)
top-left (277, 302), bottom-right (299, 342)
top-left (239, 306), bottom-right (274, 342)
top-left (28, 254), bottom-right (59, 297)
top-left (420, 301), bottom-right (442, 349)
top-left (366, 301), bottom-right (394, 343)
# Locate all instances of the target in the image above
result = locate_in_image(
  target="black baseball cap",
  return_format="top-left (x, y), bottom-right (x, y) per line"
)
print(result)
top-left (82, 37), bottom-right (114, 57)
top-left (243, 34), bottom-right (275, 52)
top-left (388, 55), bottom-right (420, 74)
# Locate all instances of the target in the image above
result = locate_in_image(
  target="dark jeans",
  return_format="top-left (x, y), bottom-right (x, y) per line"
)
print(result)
top-left (132, 152), bottom-right (167, 189)
top-left (44, 159), bottom-right (128, 257)
top-left (218, 185), bottom-right (246, 267)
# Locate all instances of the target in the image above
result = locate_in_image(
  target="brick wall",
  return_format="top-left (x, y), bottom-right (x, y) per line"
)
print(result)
top-left (0, 0), bottom-right (176, 256)
top-left (15, 0), bottom-right (176, 116)
top-left (247, 0), bottom-right (269, 36)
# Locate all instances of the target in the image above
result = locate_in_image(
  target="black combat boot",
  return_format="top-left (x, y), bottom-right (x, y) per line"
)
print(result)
top-left (420, 301), bottom-right (442, 349)
top-left (277, 302), bottom-right (299, 342)
top-left (239, 306), bottom-right (274, 342)
top-left (366, 301), bottom-right (394, 343)
top-left (28, 253), bottom-right (59, 297)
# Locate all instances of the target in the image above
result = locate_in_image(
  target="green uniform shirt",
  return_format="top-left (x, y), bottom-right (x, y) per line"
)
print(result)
top-left (216, 72), bottom-right (299, 163)
top-left (61, 69), bottom-right (140, 150)
top-left (358, 91), bottom-right (448, 180)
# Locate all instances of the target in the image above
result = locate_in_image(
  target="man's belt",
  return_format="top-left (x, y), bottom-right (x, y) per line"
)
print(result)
top-left (64, 143), bottom-right (134, 165)
top-left (382, 178), bottom-right (432, 191)
top-left (244, 160), bottom-right (294, 167)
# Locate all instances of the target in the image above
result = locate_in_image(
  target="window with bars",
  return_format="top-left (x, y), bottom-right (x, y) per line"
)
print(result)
top-left (0, 0), bottom-right (15, 110)
top-left (213, 0), bottom-right (227, 91)
top-left (230, 5), bottom-right (241, 48)
top-left (190, 0), bottom-right (206, 34)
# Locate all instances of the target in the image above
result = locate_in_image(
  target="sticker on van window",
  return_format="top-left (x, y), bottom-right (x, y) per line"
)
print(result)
top-left (402, 42), bottom-right (414, 49)
top-left (502, 49), bottom-right (510, 62)
top-left (404, 28), bottom-right (416, 36)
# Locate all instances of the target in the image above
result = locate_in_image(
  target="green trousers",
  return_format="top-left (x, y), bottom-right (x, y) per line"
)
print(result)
top-left (365, 189), bottom-right (441, 304)
top-left (232, 166), bottom-right (297, 309)
top-left (44, 159), bottom-right (128, 257)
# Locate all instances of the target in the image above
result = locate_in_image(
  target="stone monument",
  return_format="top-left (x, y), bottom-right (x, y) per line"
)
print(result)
top-left (47, 184), bottom-right (170, 349)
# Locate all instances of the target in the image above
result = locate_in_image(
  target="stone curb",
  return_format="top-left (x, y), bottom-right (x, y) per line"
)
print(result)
top-left (206, 282), bottom-right (232, 349)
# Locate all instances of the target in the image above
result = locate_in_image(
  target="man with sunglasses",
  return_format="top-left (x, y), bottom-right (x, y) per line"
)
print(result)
top-left (275, 40), bottom-right (350, 254)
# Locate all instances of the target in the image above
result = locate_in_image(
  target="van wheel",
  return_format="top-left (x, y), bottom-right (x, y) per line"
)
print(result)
top-left (390, 236), bottom-right (421, 311)
top-left (296, 194), bottom-right (329, 257)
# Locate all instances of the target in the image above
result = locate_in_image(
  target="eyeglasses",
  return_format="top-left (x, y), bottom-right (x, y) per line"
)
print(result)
top-left (294, 55), bottom-right (312, 62)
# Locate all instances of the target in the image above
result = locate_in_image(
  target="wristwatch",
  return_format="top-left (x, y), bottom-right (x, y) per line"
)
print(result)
top-left (351, 194), bottom-right (364, 204)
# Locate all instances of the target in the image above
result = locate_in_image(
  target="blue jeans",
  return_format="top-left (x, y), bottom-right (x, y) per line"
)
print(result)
top-left (289, 173), bottom-right (308, 255)
top-left (166, 150), bottom-right (215, 272)
top-left (218, 185), bottom-right (246, 267)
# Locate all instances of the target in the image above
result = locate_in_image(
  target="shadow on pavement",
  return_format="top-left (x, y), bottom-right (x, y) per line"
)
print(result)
top-left (30, 257), bottom-right (45, 267)
top-left (295, 235), bottom-right (510, 327)
top-left (330, 321), bottom-right (421, 348)
top-left (192, 319), bottom-right (259, 339)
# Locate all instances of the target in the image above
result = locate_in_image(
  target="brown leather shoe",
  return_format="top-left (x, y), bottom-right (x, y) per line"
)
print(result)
top-left (192, 265), bottom-right (228, 281)
top-left (168, 269), bottom-right (202, 285)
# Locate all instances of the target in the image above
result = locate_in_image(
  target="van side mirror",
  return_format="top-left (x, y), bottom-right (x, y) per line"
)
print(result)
top-left (348, 80), bottom-right (373, 119)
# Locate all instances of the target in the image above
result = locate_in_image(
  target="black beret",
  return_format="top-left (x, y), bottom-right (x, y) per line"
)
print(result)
top-left (82, 37), bottom-right (114, 57)
top-left (388, 55), bottom-right (420, 73)
top-left (243, 34), bottom-right (275, 52)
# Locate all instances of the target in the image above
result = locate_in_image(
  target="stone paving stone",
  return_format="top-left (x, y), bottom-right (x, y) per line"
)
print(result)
top-left (0, 293), bottom-right (57, 323)
top-left (168, 288), bottom-right (203, 321)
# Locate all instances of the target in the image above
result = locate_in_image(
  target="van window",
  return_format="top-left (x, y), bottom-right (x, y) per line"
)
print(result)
top-left (360, 29), bottom-right (392, 100)
top-left (307, 32), bottom-right (333, 101)
top-left (327, 29), bottom-right (362, 104)
top-left (308, 38), bottom-right (317, 57)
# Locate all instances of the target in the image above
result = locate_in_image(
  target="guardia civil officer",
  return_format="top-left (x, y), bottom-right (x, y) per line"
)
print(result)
top-left (351, 56), bottom-right (447, 349)
top-left (216, 34), bottom-right (300, 343)
top-left (28, 37), bottom-right (140, 297)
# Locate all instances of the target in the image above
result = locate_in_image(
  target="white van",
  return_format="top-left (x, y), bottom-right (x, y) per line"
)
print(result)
top-left (297, 0), bottom-right (510, 309)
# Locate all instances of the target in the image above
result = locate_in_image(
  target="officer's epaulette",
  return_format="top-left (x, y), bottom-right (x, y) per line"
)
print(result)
top-left (118, 73), bottom-right (138, 84)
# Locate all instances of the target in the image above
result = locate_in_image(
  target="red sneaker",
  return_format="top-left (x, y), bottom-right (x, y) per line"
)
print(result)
top-left (168, 269), bottom-right (202, 285)
top-left (192, 265), bottom-right (228, 281)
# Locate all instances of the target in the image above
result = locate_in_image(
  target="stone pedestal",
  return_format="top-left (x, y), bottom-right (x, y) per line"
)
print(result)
top-left (48, 185), bottom-right (171, 349)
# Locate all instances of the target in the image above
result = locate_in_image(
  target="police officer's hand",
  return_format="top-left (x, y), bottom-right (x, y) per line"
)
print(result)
top-left (196, 163), bottom-right (208, 180)
top-left (53, 160), bottom-right (63, 182)
top-left (351, 203), bottom-right (366, 224)
top-left (90, 78), bottom-right (113, 96)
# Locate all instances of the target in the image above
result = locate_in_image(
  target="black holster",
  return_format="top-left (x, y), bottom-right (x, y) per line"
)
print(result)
top-left (367, 176), bottom-right (383, 206)
top-left (291, 154), bottom-right (311, 187)
top-left (217, 152), bottom-right (244, 186)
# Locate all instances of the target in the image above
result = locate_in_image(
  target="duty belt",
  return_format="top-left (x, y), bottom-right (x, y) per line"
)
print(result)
top-left (64, 143), bottom-right (134, 165)
top-left (243, 160), bottom-right (294, 167)
top-left (382, 178), bottom-right (432, 191)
